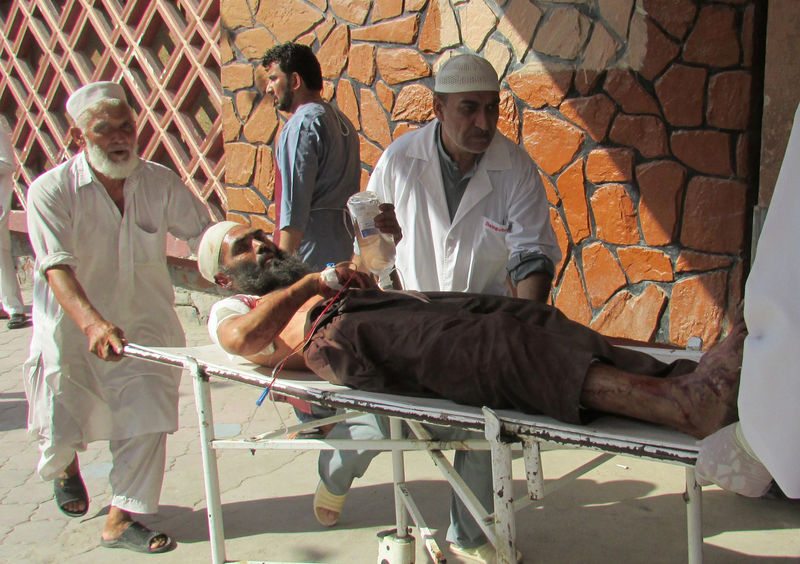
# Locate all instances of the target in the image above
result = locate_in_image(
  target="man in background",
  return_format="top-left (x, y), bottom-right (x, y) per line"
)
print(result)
top-left (0, 117), bottom-right (28, 329)
top-left (262, 42), bottom-right (363, 432)
top-left (263, 42), bottom-right (360, 270)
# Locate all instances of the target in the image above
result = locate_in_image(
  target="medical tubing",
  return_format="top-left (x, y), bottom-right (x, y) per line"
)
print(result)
top-left (255, 266), bottom-right (357, 406)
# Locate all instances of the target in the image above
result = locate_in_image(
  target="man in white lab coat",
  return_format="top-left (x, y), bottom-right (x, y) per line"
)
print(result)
top-left (317, 54), bottom-right (560, 562)
top-left (24, 82), bottom-right (212, 553)
top-left (369, 54), bottom-right (560, 301)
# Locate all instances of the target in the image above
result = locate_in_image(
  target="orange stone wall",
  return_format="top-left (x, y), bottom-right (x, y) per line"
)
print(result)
top-left (219, 0), bottom-right (764, 349)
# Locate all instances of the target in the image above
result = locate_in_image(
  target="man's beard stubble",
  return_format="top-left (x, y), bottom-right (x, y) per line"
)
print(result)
top-left (224, 250), bottom-right (312, 296)
top-left (276, 88), bottom-right (293, 112)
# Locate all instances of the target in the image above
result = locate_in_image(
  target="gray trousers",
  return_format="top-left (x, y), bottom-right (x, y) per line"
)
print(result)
top-left (318, 414), bottom-right (492, 549)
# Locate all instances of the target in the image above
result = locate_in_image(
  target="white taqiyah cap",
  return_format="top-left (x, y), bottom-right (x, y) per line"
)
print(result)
top-left (66, 81), bottom-right (127, 122)
top-left (434, 54), bottom-right (499, 94)
top-left (197, 221), bottom-right (242, 283)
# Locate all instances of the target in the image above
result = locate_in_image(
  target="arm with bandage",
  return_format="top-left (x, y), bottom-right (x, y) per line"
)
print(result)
top-left (213, 266), bottom-right (376, 369)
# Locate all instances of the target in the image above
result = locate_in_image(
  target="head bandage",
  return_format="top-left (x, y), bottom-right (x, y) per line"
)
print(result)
top-left (66, 82), bottom-right (127, 122)
top-left (434, 54), bottom-right (499, 94)
top-left (197, 221), bottom-right (242, 283)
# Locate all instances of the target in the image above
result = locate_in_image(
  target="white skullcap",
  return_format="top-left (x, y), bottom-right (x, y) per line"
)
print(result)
top-left (66, 81), bottom-right (127, 122)
top-left (434, 54), bottom-right (499, 94)
top-left (197, 221), bottom-right (242, 283)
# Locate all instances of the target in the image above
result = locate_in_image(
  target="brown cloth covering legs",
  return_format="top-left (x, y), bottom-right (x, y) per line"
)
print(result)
top-left (304, 290), bottom-right (697, 424)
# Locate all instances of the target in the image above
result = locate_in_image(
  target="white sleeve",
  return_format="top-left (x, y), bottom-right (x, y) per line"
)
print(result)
top-left (366, 148), bottom-right (395, 205)
top-left (505, 153), bottom-right (561, 268)
top-left (26, 167), bottom-right (80, 275)
top-left (207, 295), bottom-right (275, 356)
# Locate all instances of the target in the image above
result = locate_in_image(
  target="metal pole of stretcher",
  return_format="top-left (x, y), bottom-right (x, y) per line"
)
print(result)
top-left (483, 408), bottom-right (516, 564)
top-left (391, 417), bottom-right (410, 537)
top-left (186, 356), bottom-right (227, 564)
top-left (685, 467), bottom-right (703, 564)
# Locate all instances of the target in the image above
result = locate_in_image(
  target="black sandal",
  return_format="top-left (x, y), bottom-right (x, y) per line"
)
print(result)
top-left (100, 521), bottom-right (174, 553)
top-left (53, 474), bottom-right (89, 517)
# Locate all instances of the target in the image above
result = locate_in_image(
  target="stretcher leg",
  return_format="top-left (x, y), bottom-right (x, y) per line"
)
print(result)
top-left (484, 408), bottom-right (516, 564)
top-left (187, 357), bottom-right (226, 564)
top-left (685, 467), bottom-right (704, 564)
top-left (390, 417), bottom-right (410, 537)
top-left (522, 437), bottom-right (544, 500)
top-left (394, 482), bottom-right (444, 562)
top-left (405, 420), bottom-right (496, 547)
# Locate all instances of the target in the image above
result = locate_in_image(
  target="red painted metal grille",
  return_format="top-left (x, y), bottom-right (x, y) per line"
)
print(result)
top-left (0, 0), bottom-right (225, 221)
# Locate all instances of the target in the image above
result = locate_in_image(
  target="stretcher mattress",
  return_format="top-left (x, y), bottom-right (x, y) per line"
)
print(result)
top-left (129, 343), bottom-right (702, 464)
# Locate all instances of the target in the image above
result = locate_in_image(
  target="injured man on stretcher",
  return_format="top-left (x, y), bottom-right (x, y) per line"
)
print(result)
top-left (197, 221), bottom-right (743, 442)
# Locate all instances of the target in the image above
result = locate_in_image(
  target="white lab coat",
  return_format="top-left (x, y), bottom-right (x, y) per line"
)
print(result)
top-left (738, 104), bottom-right (800, 498)
top-left (24, 153), bottom-right (211, 459)
top-left (368, 120), bottom-right (560, 295)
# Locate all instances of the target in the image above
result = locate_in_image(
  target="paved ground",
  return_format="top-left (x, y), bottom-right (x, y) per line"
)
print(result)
top-left (1, 279), bottom-right (799, 563)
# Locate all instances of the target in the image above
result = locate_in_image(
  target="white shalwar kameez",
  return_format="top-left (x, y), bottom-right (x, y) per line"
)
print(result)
top-left (737, 103), bottom-right (800, 498)
top-left (24, 152), bottom-right (211, 510)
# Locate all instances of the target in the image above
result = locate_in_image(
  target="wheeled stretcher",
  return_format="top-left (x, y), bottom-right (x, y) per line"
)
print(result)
top-left (122, 342), bottom-right (705, 564)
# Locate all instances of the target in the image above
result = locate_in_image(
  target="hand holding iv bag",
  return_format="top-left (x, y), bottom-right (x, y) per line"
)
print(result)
top-left (346, 191), bottom-right (396, 283)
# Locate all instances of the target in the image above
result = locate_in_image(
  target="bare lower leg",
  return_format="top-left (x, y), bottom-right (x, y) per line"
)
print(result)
top-left (102, 506), bottom-right (168, 550)
top-left (57, 455), bottom-right (85, 514)
top-left (580, 322), bottom-right (746, 438)
top-left (581, 364), bottom-right (690, 430)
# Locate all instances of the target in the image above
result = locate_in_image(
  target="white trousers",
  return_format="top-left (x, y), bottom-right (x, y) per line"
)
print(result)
top-left (39, 432), bottom-right (167, 515)
top-left (0, 198), bottom-right (23, 315)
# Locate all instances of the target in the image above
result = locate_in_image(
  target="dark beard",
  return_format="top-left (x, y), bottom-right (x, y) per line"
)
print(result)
top-left (224, 252), bottom-right (312, 295)
top-left (276, 89), bottom-right (293, 112)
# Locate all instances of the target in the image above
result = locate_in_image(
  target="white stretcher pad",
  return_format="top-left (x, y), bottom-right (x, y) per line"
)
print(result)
top-left (123, 343), bottom-right (706, 564)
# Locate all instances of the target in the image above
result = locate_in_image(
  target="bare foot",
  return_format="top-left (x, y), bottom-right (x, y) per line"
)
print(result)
top-left (315, 507), bottom-right (340, 526)
top-left (672, 321), bottom-right (747, 438)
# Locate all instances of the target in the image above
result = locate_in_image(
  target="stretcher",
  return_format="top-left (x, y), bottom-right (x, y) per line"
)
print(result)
top-left (122, 342), bottom-right (705, 564)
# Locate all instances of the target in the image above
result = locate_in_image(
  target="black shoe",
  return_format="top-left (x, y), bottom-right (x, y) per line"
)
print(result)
top-left (7, 313), bottom-right (28, 329)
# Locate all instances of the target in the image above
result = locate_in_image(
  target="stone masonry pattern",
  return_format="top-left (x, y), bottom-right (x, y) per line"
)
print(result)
top-left (219, 0), bottom-right (762, 349)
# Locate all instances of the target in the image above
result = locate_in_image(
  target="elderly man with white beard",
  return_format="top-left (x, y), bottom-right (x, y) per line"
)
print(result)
top-left (24, 82), bottom-right (212, 554)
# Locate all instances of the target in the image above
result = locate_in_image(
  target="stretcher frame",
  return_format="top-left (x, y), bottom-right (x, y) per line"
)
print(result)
top-left (123, 342), bottom-right (705, 564)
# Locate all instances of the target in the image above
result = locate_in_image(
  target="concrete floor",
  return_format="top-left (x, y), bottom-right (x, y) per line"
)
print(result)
top-left (1, 281), bottom-right (799, 563)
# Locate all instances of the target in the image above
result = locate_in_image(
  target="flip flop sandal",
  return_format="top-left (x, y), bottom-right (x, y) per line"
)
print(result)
top-left (100, 521), bottom-right (174, 554)
top-left (313, 481), bottom-right (347, 527)
top-left (7, 313), bottom-right (28, 329)
top-left (54, 474), bottom-right (89, 517)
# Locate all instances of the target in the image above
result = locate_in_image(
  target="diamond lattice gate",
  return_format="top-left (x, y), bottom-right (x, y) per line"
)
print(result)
top-left (0, 0), bottom-right (226, 230)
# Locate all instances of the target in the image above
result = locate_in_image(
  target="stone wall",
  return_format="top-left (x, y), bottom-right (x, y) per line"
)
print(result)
top-left (219, 0), bottom-right (763, 349)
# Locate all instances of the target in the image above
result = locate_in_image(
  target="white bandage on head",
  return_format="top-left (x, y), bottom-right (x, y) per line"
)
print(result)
top-left (197, 221), bottom-right (242, 283)
top-left (66, 82), bottom-right (128, 122)
top-left (434, 54), bottom-right (500, 94)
